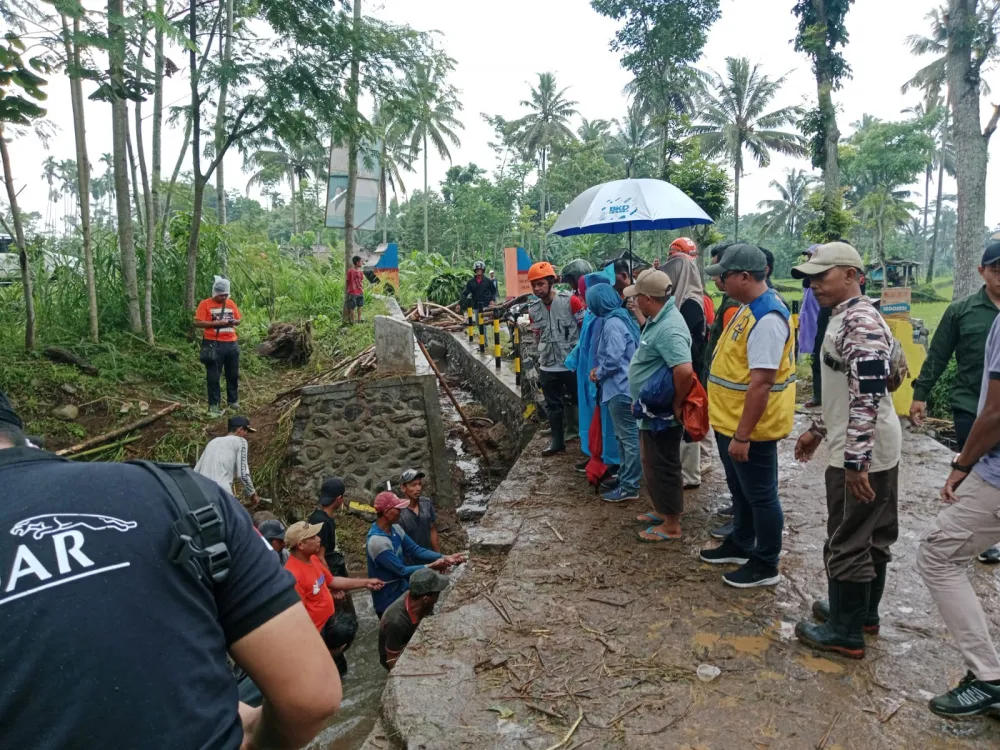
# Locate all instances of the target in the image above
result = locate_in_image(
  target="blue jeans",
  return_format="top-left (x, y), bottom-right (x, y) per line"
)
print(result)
top-left (608, 395), bottom-right (641, 491)
top-left (715, 434), bottom-right (783, 570)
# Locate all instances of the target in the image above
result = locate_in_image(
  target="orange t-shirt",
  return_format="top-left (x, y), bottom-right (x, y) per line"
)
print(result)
top-left (722, 305), bottom-right (738, 329)
top-left (284, 554), bottom-right (335, 630)
top-left (195, 298), bottom-right (241, 342)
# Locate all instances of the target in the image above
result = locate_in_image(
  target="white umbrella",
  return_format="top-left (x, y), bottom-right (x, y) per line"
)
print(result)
top-left (548, 178), bottom-right (713, 273)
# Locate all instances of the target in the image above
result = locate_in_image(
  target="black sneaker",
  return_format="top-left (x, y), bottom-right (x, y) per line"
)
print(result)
top-left (717, 504), bottom-right (734, 517)
top-left (699, 539), bottom-right (750, 566)
top-left (978, 546), bottom-right (1000, 565)
top-left (575, 461), bottom-right (589, 473)
top-left (600, 476), bottom-right (619, 491)
top-left (929, 671), bottom-right (1000, 719)
top-left (723, 561), bottom-right (781, 589)
top-left (606, 464), bottom-right (620, 477)
top-left (710, 521), bottom-right (734, 540)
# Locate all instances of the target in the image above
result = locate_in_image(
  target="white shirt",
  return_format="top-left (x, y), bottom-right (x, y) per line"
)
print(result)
top-left (747, 313), bottom-right (790, 370)
top-left (194, 434), bottom-right (255, 495)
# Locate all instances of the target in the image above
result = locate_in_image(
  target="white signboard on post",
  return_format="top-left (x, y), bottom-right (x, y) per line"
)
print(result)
top-left (325, 141), bottom-right (381, 231)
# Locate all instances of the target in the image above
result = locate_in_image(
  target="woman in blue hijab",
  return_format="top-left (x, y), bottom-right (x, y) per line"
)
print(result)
top-left (565, 269), bottom-right (619, 472)
top-left (587, 283), bottom-right (642, 501)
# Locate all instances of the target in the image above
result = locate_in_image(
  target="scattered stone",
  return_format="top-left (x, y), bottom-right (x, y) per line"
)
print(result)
top-left (59, 383), bottom-right (79, 396)
top-left (120, 402), bottom-right (133, 414)
top-left (51, 404), bottom-right (79, 422)
top-left (374, 315), bottom-right (416, 374)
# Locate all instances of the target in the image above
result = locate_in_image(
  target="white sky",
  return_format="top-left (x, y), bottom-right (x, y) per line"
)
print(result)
top-left (9, 0), bottom-right (1000, 229)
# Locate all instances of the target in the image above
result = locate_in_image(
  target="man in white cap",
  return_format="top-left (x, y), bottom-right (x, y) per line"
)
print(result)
top-left (790, 242), bottom-right (901, 660)
top-left (194, 276), bottom-right (242, 416)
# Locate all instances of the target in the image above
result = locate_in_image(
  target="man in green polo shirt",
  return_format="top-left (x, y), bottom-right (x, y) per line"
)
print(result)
top-left (911, 240), bottom-right (1000, 564)
top-left (626, 268), bottom-right (695, 543)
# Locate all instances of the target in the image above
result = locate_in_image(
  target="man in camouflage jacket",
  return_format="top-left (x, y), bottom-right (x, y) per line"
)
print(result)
top-left (789, 243), bottom-right (902, 660)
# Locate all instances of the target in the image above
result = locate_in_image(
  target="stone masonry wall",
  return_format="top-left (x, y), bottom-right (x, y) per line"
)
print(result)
top-left (287, 375), bottom-right (454, 507)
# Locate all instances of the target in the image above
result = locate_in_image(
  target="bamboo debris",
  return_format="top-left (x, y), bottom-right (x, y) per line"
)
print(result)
top-left (56, 402), bottom-right (182, 457)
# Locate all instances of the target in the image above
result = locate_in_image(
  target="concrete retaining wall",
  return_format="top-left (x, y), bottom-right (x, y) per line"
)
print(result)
top-left (414, 323), bottom-right (534, 451)
top-left (286, 375), bottom-right (454, 507)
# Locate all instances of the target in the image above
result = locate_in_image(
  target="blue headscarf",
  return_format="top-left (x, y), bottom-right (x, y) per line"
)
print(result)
top-left (586, 283), bottom-right (640, 345)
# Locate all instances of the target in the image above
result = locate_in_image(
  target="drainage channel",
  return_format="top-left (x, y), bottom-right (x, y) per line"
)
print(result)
top-left (308, 353), bottom-right (516, 750)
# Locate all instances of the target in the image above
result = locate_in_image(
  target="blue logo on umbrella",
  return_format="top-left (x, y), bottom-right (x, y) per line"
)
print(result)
top-left (599, 197), bottom-right (637, 222)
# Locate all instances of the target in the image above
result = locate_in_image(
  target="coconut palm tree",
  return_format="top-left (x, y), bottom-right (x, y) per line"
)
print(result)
top-left (41, 156), bottom-right (60, 234)
top-left (577, 118), bottom-right (612, 146)
top-left (608, 102), bottom-right (657, 178)
top-left (512, 72), bottom-right (578, 254)
top-left (244, 136), bottom-right (326, 235)
top-left (858, 187), bottom-right (917, 284)
top-left (756, 168), bottom-right (817, 238)
top-left (400, 58), bottom-right (463, 255)
top-left (373, 102), bottom-right (416, 245)
top-left (690, 57), bottom-right (807, 240)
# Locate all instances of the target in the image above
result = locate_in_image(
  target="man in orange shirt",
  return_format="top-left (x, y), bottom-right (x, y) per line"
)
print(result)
top-left (284, 521), bottom-right (383, 673)
top-left (194, 276), bottom-right (242, 416)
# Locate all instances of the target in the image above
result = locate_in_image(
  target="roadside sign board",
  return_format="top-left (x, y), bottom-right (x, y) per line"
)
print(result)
top-left (881, 287), bottom-right (911, 319)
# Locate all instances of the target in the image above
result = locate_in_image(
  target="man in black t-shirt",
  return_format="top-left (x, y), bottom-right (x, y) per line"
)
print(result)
top-left (397, 468), bottom-right (440, 557)
top-left (308, 477), bottom-right (354, 615)
top-left (378, 567), bottom-right (450, 670)
top-left (0, 392), bottom-right (341, 750)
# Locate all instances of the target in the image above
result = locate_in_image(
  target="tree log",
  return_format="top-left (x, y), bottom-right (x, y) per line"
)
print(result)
top-left (55, 402), bottom-right (181, 456)
top-left (44, 346), bottom-right (100, 376)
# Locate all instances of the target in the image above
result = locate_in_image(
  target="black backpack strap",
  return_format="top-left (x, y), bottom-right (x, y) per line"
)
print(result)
top-left (128, 460), bottom-right (231, 588)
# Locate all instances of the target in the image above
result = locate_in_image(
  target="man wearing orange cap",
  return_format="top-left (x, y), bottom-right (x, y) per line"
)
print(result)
top-left (366, 491), bottom-right (466, 617)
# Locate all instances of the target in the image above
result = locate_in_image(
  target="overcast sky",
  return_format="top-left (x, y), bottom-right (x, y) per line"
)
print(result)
top-left (10, 0), bottom-right (1000, 230)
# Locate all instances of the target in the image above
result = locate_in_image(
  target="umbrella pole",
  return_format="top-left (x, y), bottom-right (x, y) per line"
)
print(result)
top-left (628, 224), bottom-right (633, 280)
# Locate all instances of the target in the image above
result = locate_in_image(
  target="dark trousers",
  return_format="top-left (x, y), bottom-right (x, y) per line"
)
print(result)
top-left (823, 465), bottom-right (899, 581)
top-left (639, 426), bottom-right (684, 516)
top-left (810, 306), bottom-right (832, 403)
top-left (716, 434), bottom-right (784, 570)
top-left (954, 410), bottom-right (977, 452)
top-left (203, 341), bottom-right (240, 407)
top-left (539, 370), bottom-right (577, 428)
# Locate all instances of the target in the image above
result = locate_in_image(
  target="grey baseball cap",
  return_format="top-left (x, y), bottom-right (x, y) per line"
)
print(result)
top-left (258, 519), bottom-right (286, 542)
top-left (409, 568), bottom-right (450, 597)
top-left (400, 469), bottom-right (425, 485)
top-left (704, 243), bottom-right (767, 276)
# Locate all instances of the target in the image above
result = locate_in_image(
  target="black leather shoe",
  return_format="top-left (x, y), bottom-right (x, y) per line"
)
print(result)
top-left (796, 580), bottom-right (869, 659)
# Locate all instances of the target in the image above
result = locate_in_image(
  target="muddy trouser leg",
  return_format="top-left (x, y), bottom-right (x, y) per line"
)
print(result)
top-left (916, 472), bottom-right (1000, 681)
top-left (717, 435), bottom-right (783, 571)
top-left (204, 349), bottom-right (222, 408)
top-left (639, 426), bottom-right (684, 517)
top-left (220, 342), bottom-right (240, 406)
top-left (540, 370), bottom-right (570, 448)
top-left (680, 440), bottom-right (701, 486)
top-left (824, 465), bottom-right (898, 582)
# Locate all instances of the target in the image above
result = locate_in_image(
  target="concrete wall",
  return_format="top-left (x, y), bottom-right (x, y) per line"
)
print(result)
top-left (286, 375), bottom-right (454, 507)
top-left (414, 323), bottom-right (534, 450)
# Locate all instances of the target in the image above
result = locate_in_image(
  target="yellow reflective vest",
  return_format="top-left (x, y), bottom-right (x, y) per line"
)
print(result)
top-left (708, 289), bottom-right (797, 441)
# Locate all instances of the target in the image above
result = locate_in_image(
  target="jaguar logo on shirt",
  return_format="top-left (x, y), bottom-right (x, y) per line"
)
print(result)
top-left (2, 513), bottom-right (137, 605)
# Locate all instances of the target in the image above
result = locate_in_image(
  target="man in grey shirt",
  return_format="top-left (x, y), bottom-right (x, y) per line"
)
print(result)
top-left (918, 313), bottom-right (1000, 719)
top-left (397, 469), bottom-right (439, 557)
top-left (194, 416), bottom-right (260, 504)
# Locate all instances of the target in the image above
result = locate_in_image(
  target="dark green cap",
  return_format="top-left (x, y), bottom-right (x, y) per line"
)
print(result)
top-left (704, 243), bottom-right (767, 277)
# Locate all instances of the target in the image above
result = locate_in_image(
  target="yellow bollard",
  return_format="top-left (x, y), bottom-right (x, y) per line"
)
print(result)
top-left (513, 325), bottom-right (521, 386)
top-left (467, 307), bottom-right (474, 343)
top-left (478, 311), bottom-right (486, 353)
top-left (493, 318), bottom-right (501, 369)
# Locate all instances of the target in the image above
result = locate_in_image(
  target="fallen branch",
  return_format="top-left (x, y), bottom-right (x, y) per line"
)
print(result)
top-left (604, 701), bottom-right (644, 728)
top-left (43, 346), bottom-right (99, 376)
top-left (585, 595), bottom-right (632, 608)
top-left (417, 340), bottom-right (491, 465)
top-left (69, 435), bottom-right (142, 460)
top-left (482, 589), bottom-right (513, 625)
top-left (56, 402), bottom-right (182, 457)
top-left (424, 301), bottom-right (466, 322)
top-left (544, 711), bottom-right (583, 750)
top-left (544, 519), bottom-right (565, 543)
top-left (526, 702), bottom-right (565, 720)
top-left (816, 711), bottom-right (841, 749)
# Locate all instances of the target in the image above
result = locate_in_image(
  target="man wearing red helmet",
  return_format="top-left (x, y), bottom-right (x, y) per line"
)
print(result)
top-left (669, 237), bottom-right (698, 258)
top-left (528, 261), bottom-right (586, 456)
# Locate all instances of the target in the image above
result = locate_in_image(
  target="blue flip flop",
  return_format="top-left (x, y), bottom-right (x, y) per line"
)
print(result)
top-left (636, 526), bottom-right (681, 543)
top-left (635, 512), bottom-right (663, 524)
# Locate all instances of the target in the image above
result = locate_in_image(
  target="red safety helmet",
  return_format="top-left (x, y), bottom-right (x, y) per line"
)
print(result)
top-left (527, 261), bottom-right (558, 282)
top-left (669, 237), bottom-right (698, 257)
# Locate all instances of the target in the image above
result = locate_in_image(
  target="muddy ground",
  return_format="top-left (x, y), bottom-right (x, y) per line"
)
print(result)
top-left (367, 418), bottom-right (1000, 749)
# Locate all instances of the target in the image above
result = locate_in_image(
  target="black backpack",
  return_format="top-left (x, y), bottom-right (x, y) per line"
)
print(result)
top-left (128, 461), bottom-right (231, 587)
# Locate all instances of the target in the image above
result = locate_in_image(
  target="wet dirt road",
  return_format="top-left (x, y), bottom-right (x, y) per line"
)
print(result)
top-left (371, 417), bottom-right (1000, 749)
